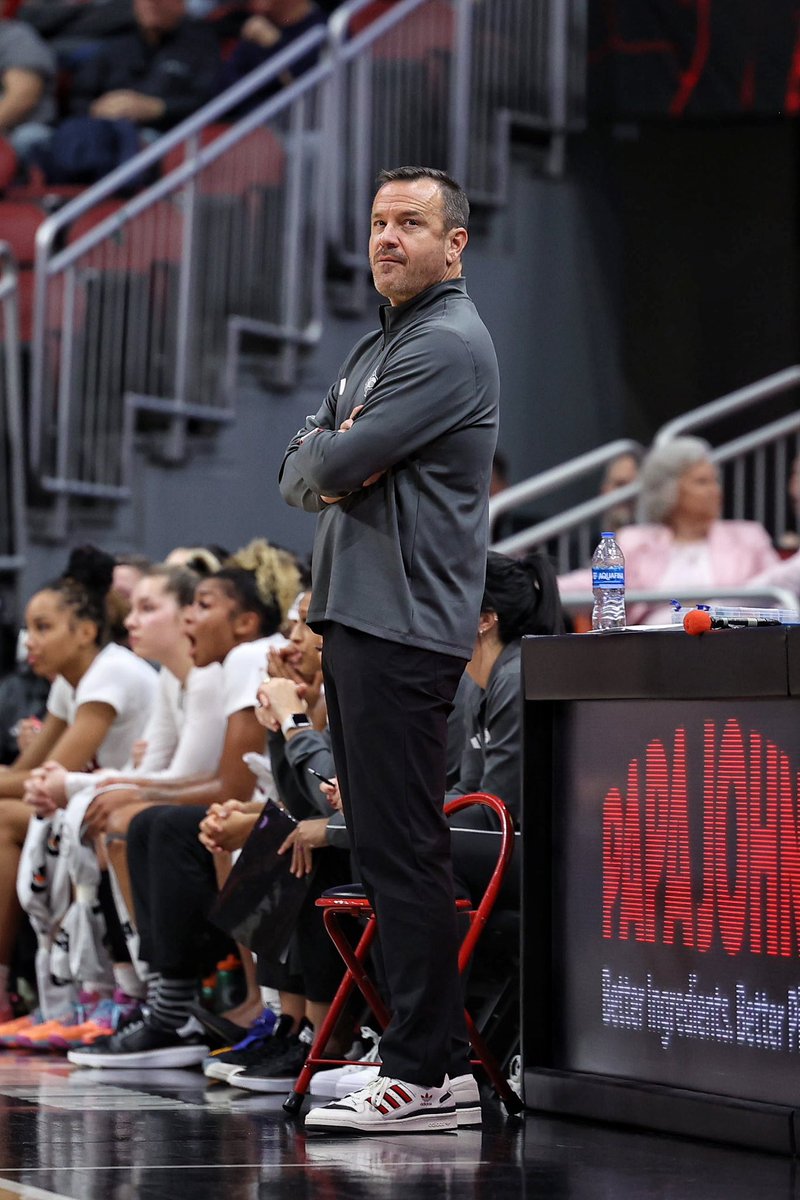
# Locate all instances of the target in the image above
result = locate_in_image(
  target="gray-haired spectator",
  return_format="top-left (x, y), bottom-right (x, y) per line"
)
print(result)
top-left (598, 447), bottom-right (642, 532)
top-left (559, 436), bottom-right (780, 625)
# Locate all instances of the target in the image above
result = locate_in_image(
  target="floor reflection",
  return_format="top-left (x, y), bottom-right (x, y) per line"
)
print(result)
top-left (0, 1056), bottom-right (795, 1200)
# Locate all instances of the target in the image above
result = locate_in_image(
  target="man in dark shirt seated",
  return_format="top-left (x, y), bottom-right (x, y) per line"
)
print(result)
top-left (68, 0), bottom-right (220, 132)
top-left (216, 0), bottom-right (325, 111)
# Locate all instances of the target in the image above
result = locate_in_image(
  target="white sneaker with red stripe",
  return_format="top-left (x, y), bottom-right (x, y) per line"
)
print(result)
top-left (305, 1074), bottom-right (457, 1134)
top-left (333, 1066), bottom-right (481, 1126)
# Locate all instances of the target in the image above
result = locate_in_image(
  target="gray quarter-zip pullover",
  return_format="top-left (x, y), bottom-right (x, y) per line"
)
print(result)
top-left (279, 277), bottom-right (500, 659)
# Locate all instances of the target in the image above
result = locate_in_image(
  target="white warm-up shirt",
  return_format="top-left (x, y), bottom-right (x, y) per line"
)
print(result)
top-left (222, 635), bottom-right (285, 718)
top-left (221, 633), bottom-right (285, 811)
top-left (47, 642), bottom-right (158, 769)
top-left (136, 663), bottom-right (226, 779)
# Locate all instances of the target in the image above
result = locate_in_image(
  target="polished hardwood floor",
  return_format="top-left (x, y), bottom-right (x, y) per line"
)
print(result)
top-left (0, 1053), bottom-right (795, 1200)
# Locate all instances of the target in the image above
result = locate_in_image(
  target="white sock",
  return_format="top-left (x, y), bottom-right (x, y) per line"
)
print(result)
top-left (113, 963), bottom-right (146, 1000)
top-left (260, 986), bottom-right (281, 1015)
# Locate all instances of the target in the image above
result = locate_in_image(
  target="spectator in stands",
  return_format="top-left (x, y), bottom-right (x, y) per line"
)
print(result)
top-left (0, 546), bottom-right (158, 1025)
top-left (0, 17), bottom-right (56, 164)
top-left (558, 437), bottom-right (781, 625)
top-left (16, 0), bottom-right (136, 67)
top-left (67, 0), bottom-right (220, 133)
top-left (216, 0), bottom-right (325, 111)
top-left (751, 456), bottom-right (800, 604)
top-left (598, 447), bottom-right (641, 533)
top-left (776, 452), bottom-right (800, 556)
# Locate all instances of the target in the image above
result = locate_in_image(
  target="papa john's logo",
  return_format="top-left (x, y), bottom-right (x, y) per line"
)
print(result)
top-left (602, 717), bottom-right (800, 958)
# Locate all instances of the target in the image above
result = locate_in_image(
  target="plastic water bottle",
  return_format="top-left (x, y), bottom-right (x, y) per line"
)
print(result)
top-left (591, 532), bottom-right (626, 631)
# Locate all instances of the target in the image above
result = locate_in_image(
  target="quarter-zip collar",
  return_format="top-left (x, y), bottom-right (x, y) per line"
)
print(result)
top-left (379, 277), bottom-right (468, 339)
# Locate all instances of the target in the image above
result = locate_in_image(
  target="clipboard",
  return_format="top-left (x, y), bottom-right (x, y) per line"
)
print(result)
top-left (209, 799), bottom-right (310, 961)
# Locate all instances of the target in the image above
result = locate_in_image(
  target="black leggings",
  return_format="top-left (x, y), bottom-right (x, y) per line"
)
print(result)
top-left (127, 805), bottom-right (233, 980)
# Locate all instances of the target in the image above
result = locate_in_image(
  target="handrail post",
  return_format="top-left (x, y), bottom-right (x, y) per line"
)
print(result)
top-left (0, 245), bottom-right (27, 619)
top-left (29, 218), bottom-right (59, 473)
top-left (278, 97), bottom-right (308, 386)
top-left (166, 131), bottom-right (201, 461)
top-left (449, 0), bottom-right (473, 187)
top-left (545, 0), bottom-right (570, 176)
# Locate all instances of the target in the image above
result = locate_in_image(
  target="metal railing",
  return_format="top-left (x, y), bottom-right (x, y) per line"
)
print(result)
top-left (27, 0), bottom-right (584, 537)
top-left (656, 366), bottom-right (800, 549)
top-left (490, 438), bottom-right (643, 567)
top-left (30, 26), bottom-right (331, 538)
top-left (492, 368), bottom-right (800, 566)
top-left (0, 243), bottom-right (27, 625)
top-left (460, 0), bottom-right (586, 196)
top-left (327, 0), bottom-right (584, 310)
top-left (653, 366), bottom-right (800, 447)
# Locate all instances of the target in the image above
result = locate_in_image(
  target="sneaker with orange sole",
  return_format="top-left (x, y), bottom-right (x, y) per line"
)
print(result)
top-left (15, 994), bottom-right (92, 1050)
top-left (48, 998), bottom-right (119, 1050)
top-left (0, 1011), bottom-right (42, 1046)
top-left (15, 1017), bottom-right (79, 1049)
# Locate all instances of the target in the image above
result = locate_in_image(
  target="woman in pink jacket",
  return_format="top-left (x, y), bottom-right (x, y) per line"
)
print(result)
top-left (559, 437), bottom-right (780, 625)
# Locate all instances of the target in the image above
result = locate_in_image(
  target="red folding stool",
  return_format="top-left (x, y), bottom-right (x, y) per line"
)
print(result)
top-left (283, 791), bottom-right (523, 1116)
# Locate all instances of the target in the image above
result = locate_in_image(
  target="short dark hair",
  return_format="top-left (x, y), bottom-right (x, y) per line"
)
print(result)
top-left (481, 551), bottom-right (565, 642)
top-left (375, 166), bottom-right (469, 232)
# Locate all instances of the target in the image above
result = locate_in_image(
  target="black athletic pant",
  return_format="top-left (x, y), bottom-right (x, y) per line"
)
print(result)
top-left (127, 805), bottom-right (232, 979)
top-left (321, 621), bottom-right (471, 1087)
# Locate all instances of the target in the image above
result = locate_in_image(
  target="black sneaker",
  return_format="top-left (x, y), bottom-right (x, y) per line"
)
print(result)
top-left (203, 1012), bottom-right (291, 1083)
top-left (67, 1012), bottom-right (210, 1069)
top-left (230, 1020), bottom-right (314, 1093)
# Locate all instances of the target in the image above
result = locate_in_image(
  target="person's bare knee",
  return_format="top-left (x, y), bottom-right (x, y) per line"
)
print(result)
top-left (0, 799), bottom-right (32, 848)
top-left (106, 800), bottom-right (149, 840)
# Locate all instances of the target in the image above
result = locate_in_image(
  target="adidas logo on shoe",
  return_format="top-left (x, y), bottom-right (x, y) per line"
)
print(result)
top-left (305, 1074), bottom-right (457, 1134)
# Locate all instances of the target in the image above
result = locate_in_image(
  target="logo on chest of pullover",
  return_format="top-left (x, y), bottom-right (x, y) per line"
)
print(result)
top-left (363, 371), bottom-right (379, 398)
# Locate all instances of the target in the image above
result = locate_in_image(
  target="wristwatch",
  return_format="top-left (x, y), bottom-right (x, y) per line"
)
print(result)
top-left (281, 712), bottom-right (312, 737)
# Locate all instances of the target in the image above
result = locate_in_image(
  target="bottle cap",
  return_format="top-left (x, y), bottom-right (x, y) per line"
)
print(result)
top-left (600, 531), bottom-right (614, 538)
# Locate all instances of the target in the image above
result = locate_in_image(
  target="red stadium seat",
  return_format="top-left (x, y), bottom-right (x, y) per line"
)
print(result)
top-left (349, 0), bottom-right (454, 55)
top-left (0, 200), bottom-right (47, 265)
top-left (162, 123), bottom-right (285, 194)
top-left (66, 199), bottom-right (184, 271)
top-left (0, 136), bottom-right (17, 193)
